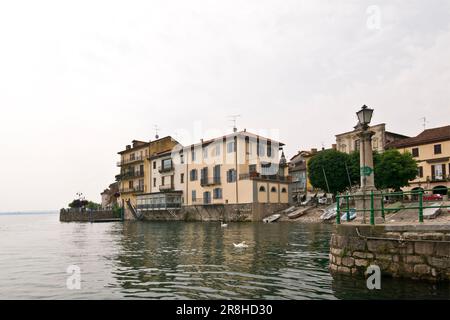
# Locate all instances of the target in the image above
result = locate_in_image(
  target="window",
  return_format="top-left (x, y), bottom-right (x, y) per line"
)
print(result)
top-left (192, 190), bottom-right (197, 202)
top-left (249, 164), bottom-right (257, 173)
top-left (418, 166), bottom-right (423, 178)
top-left (162, 158), bottom-right (172, 170)
top-left (354, 139), bottom-right (360, 152)
top-left (190, 169), bottom-right (198, 181)
top-left (153, 161), bottom-right (156, 169)
top-left (432, 164), bottom-right (445, 180)
top-left (214, 143), bottom-right (221, 156)
top-left (227, 169), bottom-right (237, 182)
top-left (203, 191), bottom-right (211, 204)
top-left (281, 187), bottom-right (287, 193)
top-left (153, 178), bottom-right (156, 187)
top-left (267, 144), bottom-right (273, 157)
top-left (213, 188), bottom-right (222, 199)
top-left (434, 144), bottom-right (442, 155)
top-left (412, 148), bottom-right (419, 157)
top-left (213, 165), bottom-right (221, 182)
top-left (227, 141), bottom-right (235, 153)
top-left (192, 150), bottom-right (196, 162)
top-left (271, 186), bottom-right (277, 193)
top-left (257, 144), bottom-right (265, 156)
top-left (129, 181), bottom-right (134, 189)
top-left (180, 173), bottom-right (184, 184)
top-left (203, 147), bottom-right (208, 159)
top-left (180, 153), bottom-right (184, 164)
top-left (259, 186), bottom-right (266, 192)
top-left (130, 153), bottom-right (135, 161)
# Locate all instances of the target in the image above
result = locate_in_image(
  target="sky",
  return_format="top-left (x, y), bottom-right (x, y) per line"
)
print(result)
top-left (0, 0), bottom-right (449, 211)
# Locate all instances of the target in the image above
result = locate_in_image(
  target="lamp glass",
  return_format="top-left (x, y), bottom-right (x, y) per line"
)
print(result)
top-left (357, 105), bottom-right (373, 126)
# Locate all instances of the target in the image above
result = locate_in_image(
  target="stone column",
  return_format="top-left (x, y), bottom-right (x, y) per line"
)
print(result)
top-left (355, 129), bottom-right (382, 223)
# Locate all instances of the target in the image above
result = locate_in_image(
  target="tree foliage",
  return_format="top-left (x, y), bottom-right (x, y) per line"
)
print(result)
top-left (308, 149), bottom-right (355, 195)
top-left (308, 148), bottom-right (418, 194)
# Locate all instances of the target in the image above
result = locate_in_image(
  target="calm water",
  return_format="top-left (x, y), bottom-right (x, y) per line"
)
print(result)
top-left (0, 212), bottom-right (449, 300)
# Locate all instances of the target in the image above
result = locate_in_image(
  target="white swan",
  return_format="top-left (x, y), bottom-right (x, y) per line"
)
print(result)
top-left (221, 222), bottom-right (228, 228)
top-left (233, 241), bottom-right (249, 248)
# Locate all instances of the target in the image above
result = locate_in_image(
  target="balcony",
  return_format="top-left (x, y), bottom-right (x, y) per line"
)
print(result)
top-left (200, 176), bottom-right (221, 186)
top-left (239, 172), bottom-right (292, 183)
top-left (158, 165), bottom-right (174, 173)
top-left (159, 183), bottom-right (175, 192)
top-left (428, 175), bottom-right (450, 183)
top-left (117, 155), bottom-right (145, 167)
top-left (116, 171), bottom-right (145, 181)
top-left (119, 186), bottom-right (145, 194)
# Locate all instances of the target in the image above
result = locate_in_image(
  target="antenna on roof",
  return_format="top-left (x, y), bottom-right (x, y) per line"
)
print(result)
top-left (228, 114), bottom-right (241, 133)
top-left (419, 117), bottom-right (428, 131)
top-left (154, 125), bottom-right (160, 139)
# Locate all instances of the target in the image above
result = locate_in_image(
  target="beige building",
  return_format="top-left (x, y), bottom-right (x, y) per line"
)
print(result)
top-left (386, 125), bottom-right (450, 195)
top-left (116, 136), bottom-right (179, 205)
top-left (336, 123), bottom-right (409, 154)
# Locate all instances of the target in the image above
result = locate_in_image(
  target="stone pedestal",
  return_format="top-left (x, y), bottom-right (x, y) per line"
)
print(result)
top-left (354, 188), bottom-right (383, 224)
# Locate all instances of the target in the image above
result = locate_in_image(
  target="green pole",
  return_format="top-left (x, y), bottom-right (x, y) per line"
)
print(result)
top-left (336, 195), bottom-right (341, 225)
top-left (381, 191), bottom-right (385, 221)
top-left (370, 191), bottom-right (375, 226)
top-left (346, 193), bottom-right (350, 222)
top-left (419, 191), bottom-right (423, 223)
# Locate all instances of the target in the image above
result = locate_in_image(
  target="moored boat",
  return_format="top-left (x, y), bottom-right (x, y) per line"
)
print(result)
top-left (263, 213), bottom-right (281, 223)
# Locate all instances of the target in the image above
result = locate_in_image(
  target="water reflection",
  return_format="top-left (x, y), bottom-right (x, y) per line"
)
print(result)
top-left (111, 222), bottom-right (335, 299)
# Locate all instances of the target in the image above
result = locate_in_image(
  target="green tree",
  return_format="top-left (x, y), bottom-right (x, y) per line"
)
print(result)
top-left (348, 149), bottom-right (417, 191)
top-left (308, 149), bottom-right (355, 195)
top-left (86, 201), bottom-right (102, 210)
top-left (374, 149), bottom-right (418, 191)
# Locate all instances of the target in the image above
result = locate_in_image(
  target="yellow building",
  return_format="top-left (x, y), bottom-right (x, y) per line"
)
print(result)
top-left (116, 136), bottom-right (179, 205)
top-left (386, 125), bottom-right (450, 195)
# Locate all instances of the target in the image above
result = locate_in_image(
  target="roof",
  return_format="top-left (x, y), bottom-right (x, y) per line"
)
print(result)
top-left (186, 130), bottom-right (285, 149)
top-left (335, 123), bottom-right (386, 138)
top-left (118, 136), bottom-right (178, 155)
top-left (386, 125), bottom-right (450, 149)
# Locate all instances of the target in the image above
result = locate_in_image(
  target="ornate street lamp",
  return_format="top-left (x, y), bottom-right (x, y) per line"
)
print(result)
top-left (355, 105), bottom-right (379, 224)
top-left (356, 105), bottom-right (374, 129)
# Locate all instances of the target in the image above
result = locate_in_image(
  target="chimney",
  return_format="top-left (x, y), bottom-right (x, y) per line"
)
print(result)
top-left (126, 145), bottom-right (131, 150)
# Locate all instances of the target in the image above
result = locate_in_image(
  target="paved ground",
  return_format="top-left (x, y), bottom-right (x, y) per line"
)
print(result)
top-left (280, 201), bottom-right (450, 226)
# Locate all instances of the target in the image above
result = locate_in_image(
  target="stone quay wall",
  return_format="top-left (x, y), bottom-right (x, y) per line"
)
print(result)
top-left (124, 203), bottom-right (288, 222)
top-left (60, 209), bottom-right (120, 222)
top-left (329, 224), bottom-right (450, 281)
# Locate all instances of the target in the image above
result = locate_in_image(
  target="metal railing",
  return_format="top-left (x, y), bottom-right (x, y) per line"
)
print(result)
top-left (200, 176), bottom-right (221, 186)
top-left (239, 172), bottom-right (292, 182)
top-left (116, 171), bottom-right (144, 180)
top-left (117, 155), bottom-right (145, 166)
top-left (159, 184), bottom-right (174, 191)
top-left (120, 186), bottom-right (145, 193)
top-left (336, 189), bottom-right (450, 225)
top-left (158, 165), bottom-right (174, 173)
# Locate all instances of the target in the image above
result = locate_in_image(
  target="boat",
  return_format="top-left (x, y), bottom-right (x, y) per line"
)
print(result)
top-left (340, 209), bottom-right (357, 221)
top-left (281, 206), bottom-right (296, 214)
top-left (263, 214), bottom-right (281, 223)
top-left (320, 203), bottom-right (337, 221)
top-left (288, 207), bottom-right (312, 219)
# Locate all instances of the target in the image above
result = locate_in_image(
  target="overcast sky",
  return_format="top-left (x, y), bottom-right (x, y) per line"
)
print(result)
top-left (1, 0), bottom-right (449, 211)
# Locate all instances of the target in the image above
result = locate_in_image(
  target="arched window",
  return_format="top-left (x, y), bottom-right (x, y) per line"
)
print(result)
top-left (271, 186), bottom-right (277, 193)
top-left (259, 186), bottom-right (266, 192)
top-left (281, 187), bottom-right (287, 193)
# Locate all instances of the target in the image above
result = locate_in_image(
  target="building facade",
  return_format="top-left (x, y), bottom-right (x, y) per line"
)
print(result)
top-left (116, 136), bottom-right (179, 205)
top-left (386, 125), bottom-right (450, 195)
top-left (132, 130), bottom-right (291, 220)
top-left (336, 123), bottom-right (409, 154)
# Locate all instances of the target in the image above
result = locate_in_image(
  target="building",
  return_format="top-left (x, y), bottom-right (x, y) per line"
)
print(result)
top-left (386, 125), bottom-right (450, 195)
top-left (336, 123), bottom-right (409, 154)
top-left (116, 136), bottom-right (179, 206)
top-left (133, 130), bottom-right (291, 220)
top-left (100, 182), bottom-right (119, 209)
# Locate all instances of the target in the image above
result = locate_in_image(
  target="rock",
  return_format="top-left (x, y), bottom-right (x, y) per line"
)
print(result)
top-left (368, 240), bottom-right (395, 253)
top-left (337, 266), bottom-right (351, 274)
top-left (329, 263), bottom-right (338, 272)
top-left (420, 233), bottom-right (445, 241)
top-left (342, 257), bottom-right (355, 267)
top-left (415, 242), bottom-right (435, 255)
top-left (405, 255), bottom-right (424, 264)
top-left (403, 232), bottom-right (420, 240)
top-left (331, 248), bottom-right (343, 256)
top-left (355, 259), bottom-right (369, 267)
top-left (427, 257), bottom-right (450, 269)
top-left (414, 264), bottom-right (431, 275)
top-left (435, 243), bottom-right (450, 257)
top-left (375, 254), bottom-right (392, 261)
top-left (353, 251), bottom-right (374, 259)
top-left (335, 256), bottom-right (342, 265)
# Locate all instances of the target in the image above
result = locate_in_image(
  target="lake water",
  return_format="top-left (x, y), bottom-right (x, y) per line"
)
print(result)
top-left (0, 212), bottom-right (448, 299)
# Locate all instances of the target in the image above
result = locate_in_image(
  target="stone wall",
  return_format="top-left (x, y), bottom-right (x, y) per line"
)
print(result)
top-left (60, 209), bottom-right (120, 222)
top-left (329, 224), bottom-right (450, 281)
top-left (124, 203), bottom-right (288, 222)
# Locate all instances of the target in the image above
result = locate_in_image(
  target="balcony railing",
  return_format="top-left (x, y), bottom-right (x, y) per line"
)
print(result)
top-left (159, 184), bottom-right (175, 192)
top-left (200, 176), bottom-right (221, 186)
top-left (117, 155), bottom-right (145, 166)
top-left (116, 171), bottom-right (145, 180)
top-left (120, 186), bottom-right (145, 194)
top-left (239, 172), bottom-right (292, 182)
top-left (428, 175), bottom-right (450, 182)
top-left (158, 165), bottom-right (174, 173)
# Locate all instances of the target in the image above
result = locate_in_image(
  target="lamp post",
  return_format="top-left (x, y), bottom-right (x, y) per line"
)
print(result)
top-left (355, 105), bottom-right (378, 224)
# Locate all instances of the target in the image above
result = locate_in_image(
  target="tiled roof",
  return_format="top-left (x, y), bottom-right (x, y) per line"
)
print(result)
top-left (386, 125), bottom-right (450, 148)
